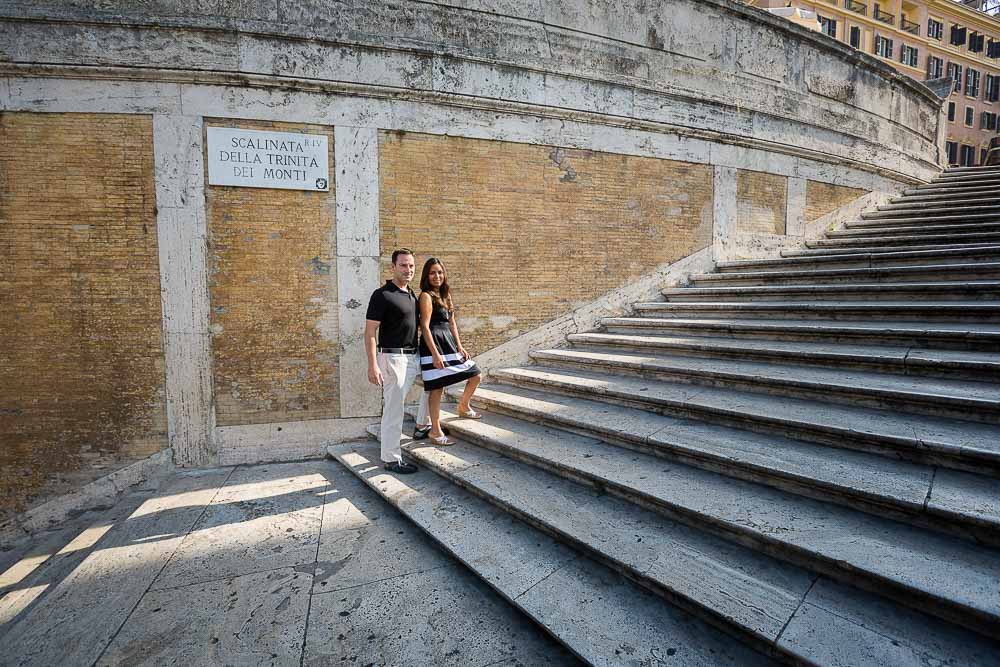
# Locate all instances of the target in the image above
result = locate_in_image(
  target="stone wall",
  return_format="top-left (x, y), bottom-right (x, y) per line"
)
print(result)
top-left (205, 119), bottom-right (339, 427)
top-left (805, 181), bottom-right (870, 222)
top-left (379, 131), bottom-right (713, 355)
top-left (0, 0), bottom-right (946, 518)
top-left (737, 170), bottom-right (788, 236)
top-left (0, 112), bottom-right (167, 517)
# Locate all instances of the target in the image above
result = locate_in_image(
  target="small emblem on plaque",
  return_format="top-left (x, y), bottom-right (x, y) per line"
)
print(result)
top-left (316, 178), bottom-right (328, 190)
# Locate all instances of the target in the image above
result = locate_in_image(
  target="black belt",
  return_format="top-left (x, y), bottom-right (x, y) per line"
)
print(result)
top-left (378, 346), bottom-right (417, 354)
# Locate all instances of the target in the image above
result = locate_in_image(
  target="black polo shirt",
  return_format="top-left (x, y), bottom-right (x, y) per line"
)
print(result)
top-left (366, 280), bottom-right (419, 349)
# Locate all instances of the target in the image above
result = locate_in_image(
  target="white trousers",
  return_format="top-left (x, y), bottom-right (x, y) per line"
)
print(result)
top-left (379, 352), bottom-right (419, 464)
top-left (415, 391), bottom-right (430, 427)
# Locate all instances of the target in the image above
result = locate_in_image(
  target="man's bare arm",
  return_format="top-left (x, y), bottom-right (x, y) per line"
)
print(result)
top-left (365, 319), bottom-right (383, 386)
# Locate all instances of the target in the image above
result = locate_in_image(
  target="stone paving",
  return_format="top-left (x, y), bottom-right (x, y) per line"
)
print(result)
top-left (0, 455), bottom-right (578, 667)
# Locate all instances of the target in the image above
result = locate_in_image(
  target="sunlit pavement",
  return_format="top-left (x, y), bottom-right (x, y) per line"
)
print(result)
top-left (0, 451), bottom-right (578, 666)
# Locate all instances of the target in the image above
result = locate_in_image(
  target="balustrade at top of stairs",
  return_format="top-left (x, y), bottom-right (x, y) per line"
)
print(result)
top-left (334, 165), bottom-right (1000, 666)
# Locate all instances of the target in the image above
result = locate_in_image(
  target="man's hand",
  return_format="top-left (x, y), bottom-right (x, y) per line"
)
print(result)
top-left (368, 365), bottom-right (384, 386)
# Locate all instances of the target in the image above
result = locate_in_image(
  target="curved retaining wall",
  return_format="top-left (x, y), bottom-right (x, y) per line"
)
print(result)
top-left (0, 0), bottom-right (945, 521)
top-left (1, 0), bottom-right (943, 179)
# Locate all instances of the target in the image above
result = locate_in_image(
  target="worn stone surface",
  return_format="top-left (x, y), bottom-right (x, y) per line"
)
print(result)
top-left (494, 366), bottom-right (1000, 464)
top-left (459, 387), bottom-right (935, 515)
top-left (409, 441), bottom-right (814, 642)
top-left (312, 508), bottom-right (451, 594)
top-left (0, 467), bottom-right (234, 666)
top-left (150, 462), bottom-right (327, 590)
top-left (215, 417), bottom-right (371, 466)
top-left (1, 458), bottom-right (572, 665)
top-left (333, 126), bottom-right (382, 418)
top-left (333, 442), bottom-right (776, 666)
top-left (153, 113), bottom-right (215, 469)
top-left (99, 567), bottom-right (312, 666)
top-left (778, 578), bottom-right (1000, 667)
top-left (928, 468), bottom-right (1000, 532)
top-left (304, 565), bottom-right (575, 666)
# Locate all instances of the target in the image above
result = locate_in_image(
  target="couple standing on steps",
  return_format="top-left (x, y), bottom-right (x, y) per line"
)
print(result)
top-left (364, 248), bottom-right (483, 474)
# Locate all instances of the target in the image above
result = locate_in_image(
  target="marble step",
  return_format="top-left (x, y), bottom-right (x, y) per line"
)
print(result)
top-left (901, 185), bottom-right (1000, 199)
top-left (717, 246), bottom-right (1000, 271)
top-left (567, 331), bottom-right (1000, 380)
top-left (833, 222), bottom-right (1000, 236)
top-left (865, 204), bottom-right (1000, 219)
top-left (567, 331), bottom-right (1000, 382)
top-left (806, 231), bottom-right (1000, 249)
top-left (632, 300), bottom-right (1000, 322)
top-left (932, 172), bottom-right (1000, 183)
top-left (920, 176), bottom-right (1000, 189)
top-left (879, 197), bottom-right (1000, 212)
top-left (943, 165), bottom-right (1000, 175)
top-left (602, 316), bottom-right (1000, 352)
top-left (782, 241), bottom-right (1000, 258)
top-left (528, 346), bottom-right (1000, 423)
top-left (328, 441), bottom-right (779, 667)
top-left (661, 282), bottom-right (1000, 302)
top-left (692, 262), bottom-right (1000, 286)
top-left (860, 209), bottom-right (1000, 222)
top-left (490, 365), bottom-right (1000, 476)
top-left (444, 390), bottom-right (1000, 546)
top-left (405, 418), bottom-right (1000, 644)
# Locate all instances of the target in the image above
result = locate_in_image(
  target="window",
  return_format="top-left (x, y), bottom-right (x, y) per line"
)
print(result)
top-left (928, 18), bottom-right (943, 40)
top-left (875, 35), bottom-right (894, 58)
top-left (948, 63), bottom-right (963, 93)
top-left (819, 15), bottom-right (837, 39)
top-left (966, 69), bottom-right (981, 98)
top-left (950, 25), bottom-right (967, 47)
top-left (927, 55), bottom-right (944, 79)
top-left (965, 106), bottom-right (975, 127)
top-left (989, 39), bottom-right (1000, 59)
top-left (946, 141), bottom-right (958, 166)
top-left (901, 45), bottom-right (918, 67)
top-left (850, 26), bottom-right (861, 48)
top-left (987, 74), bottom-right (1000, 103)
top-left (983, 148), bottom-right (989, 166)
top-left (948, 101), bottom-right (956, 121)
top-left (959, 144), bottom-right (975, 167)
top-left (970, 33), bottom-right (986, 54)
top-left (982, 112), bottom-right (998, 131)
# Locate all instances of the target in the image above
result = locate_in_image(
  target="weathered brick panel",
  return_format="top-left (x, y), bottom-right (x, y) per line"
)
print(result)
top-left (379, 131), bottom-right (713, 354)
top-left (0, 112), bottom-right (166, 516)
top-left (205, 119), bottom-right (339, 427)
top-left (737, 169), bottom-right (787, 235)
top-left (805, 180), bottom-right (867, 222)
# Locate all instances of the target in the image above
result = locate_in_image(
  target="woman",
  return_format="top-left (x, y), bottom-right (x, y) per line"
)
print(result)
top-left (414, 257), bottom-right (482, 446)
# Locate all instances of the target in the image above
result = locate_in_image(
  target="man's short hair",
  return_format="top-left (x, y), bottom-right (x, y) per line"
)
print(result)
top-left (391, 248), bottom-right (414, 265)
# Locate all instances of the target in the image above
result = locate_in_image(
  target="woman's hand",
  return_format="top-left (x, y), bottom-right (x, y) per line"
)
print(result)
top-left (458, 345), bottom-right (470, 361)
top-left (432, 353), bottom-right (446, 370)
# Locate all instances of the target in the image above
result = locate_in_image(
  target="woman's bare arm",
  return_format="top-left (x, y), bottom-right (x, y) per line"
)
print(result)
top-left (448, 298), bottom-right (469, 359)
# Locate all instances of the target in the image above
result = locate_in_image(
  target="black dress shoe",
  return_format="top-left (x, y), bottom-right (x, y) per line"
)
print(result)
top-left (412, 424), bottom-right (432, 440)
top-left (384, 461), bottom-right (419, 474)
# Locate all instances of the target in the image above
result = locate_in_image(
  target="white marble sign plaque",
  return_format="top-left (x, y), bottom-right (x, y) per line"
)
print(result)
top-left (206, 127), bottom-right (329, 191)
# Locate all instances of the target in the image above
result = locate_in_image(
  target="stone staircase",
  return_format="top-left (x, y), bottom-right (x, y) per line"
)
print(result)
top-left (334, 165), bottom-right (1000, 665)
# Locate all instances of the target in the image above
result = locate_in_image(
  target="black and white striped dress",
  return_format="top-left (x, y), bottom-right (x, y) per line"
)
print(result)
top-left (419, 301), bottom-right (481, 391)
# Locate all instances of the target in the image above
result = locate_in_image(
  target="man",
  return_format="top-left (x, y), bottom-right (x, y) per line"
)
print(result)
top-left (365, 248), bottom-right (423, 474)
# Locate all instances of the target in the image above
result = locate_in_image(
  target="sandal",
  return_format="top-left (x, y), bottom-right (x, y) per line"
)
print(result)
top-left (457, 408), bottom-right (482, 419)
top-left (430, 433), bottom-right (455, 446)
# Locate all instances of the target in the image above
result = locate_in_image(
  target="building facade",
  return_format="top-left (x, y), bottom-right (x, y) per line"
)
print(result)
top-left (753, 0), bottom-right (1000, 165)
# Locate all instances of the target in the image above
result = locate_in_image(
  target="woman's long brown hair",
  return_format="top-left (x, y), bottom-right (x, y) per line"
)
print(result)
top-left (419, 257), bottom-right (453, 311)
